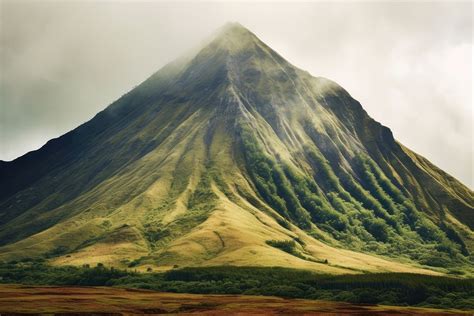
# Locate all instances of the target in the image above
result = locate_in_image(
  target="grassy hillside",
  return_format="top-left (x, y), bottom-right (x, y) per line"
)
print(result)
top-left (0, 23), bottom-right (472, 276)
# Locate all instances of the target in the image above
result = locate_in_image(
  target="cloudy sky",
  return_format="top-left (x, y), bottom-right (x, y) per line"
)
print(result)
top-left (0, 1), bottom-right (472, 187)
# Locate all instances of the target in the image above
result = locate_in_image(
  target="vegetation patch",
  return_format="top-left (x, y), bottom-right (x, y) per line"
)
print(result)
top-left (239, 124), bottom-right (312, 229)
top-left (266, 240), bottom-right (305, 259)
top-left (188, 172), bottom-right (217, 212)
top-left (239, 128), bottom-right (470, 273)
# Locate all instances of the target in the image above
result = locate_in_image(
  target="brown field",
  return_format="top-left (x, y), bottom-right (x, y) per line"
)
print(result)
top-left (0, 284), bottom-right (470, 315)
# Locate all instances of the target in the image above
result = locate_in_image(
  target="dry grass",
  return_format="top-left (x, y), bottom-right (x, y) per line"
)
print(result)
top-left (0, 284), bottom-right (468, 315)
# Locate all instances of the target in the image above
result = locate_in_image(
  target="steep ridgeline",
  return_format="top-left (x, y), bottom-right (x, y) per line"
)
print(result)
top-left (0, 23), bottom-right (472, 276)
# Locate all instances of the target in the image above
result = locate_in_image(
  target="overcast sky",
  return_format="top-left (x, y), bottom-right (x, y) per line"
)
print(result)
top-left (0, 1), bottom-right (472, 188)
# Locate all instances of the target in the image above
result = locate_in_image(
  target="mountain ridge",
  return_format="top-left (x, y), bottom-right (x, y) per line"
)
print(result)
top-left (0, 23), bottom-right (472, 276)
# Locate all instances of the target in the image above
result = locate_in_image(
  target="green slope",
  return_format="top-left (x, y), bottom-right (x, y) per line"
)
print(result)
top-left (0, 22), bottom-right (472, 276)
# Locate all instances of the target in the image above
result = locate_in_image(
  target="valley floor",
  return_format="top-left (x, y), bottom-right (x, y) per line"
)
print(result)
top-left (0, 284), bottom-right (469, 315)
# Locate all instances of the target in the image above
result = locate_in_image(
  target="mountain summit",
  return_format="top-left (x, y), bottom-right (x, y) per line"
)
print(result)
top-left (1, 23), bottom-right (472, 275)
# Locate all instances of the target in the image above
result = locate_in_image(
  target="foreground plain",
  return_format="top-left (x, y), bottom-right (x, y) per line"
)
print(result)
top-left (2, 263), bottom-right (473, 310)
top-left (0, 284), bottom-right (470, 315)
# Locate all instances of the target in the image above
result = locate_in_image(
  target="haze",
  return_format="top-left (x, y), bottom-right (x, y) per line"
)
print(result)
top-left (0, 1), bottom-right (472, 188)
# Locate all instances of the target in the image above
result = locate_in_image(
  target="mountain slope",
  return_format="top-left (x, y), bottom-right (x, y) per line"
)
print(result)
top-left (0, 23), bottom-right (472, 275)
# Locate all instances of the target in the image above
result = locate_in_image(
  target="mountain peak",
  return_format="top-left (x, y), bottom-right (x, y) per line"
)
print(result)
top-left (0, 22), bottom-right (472, 277)
top-left (207, 22), bottom-right (258, 53)
top-left (217, 22), bottom-right (251, 36)
top-left (220, 21), bottom-right (246, 30)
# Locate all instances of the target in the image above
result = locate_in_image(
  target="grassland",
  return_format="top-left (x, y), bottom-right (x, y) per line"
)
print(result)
top-left (1, 262), bottom-right (472, 311)
top-left (0, 284), bottom-right (470, 315)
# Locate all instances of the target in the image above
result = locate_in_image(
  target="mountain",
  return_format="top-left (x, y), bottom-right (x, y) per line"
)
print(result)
top-left (0, 23), bottom-right (472, 275)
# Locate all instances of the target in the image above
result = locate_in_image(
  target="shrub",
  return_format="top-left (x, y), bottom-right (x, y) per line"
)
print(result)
top-left (363, 218), bottom-right (389, 242)
top-left (266, 240), bottom-right (305, 259)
